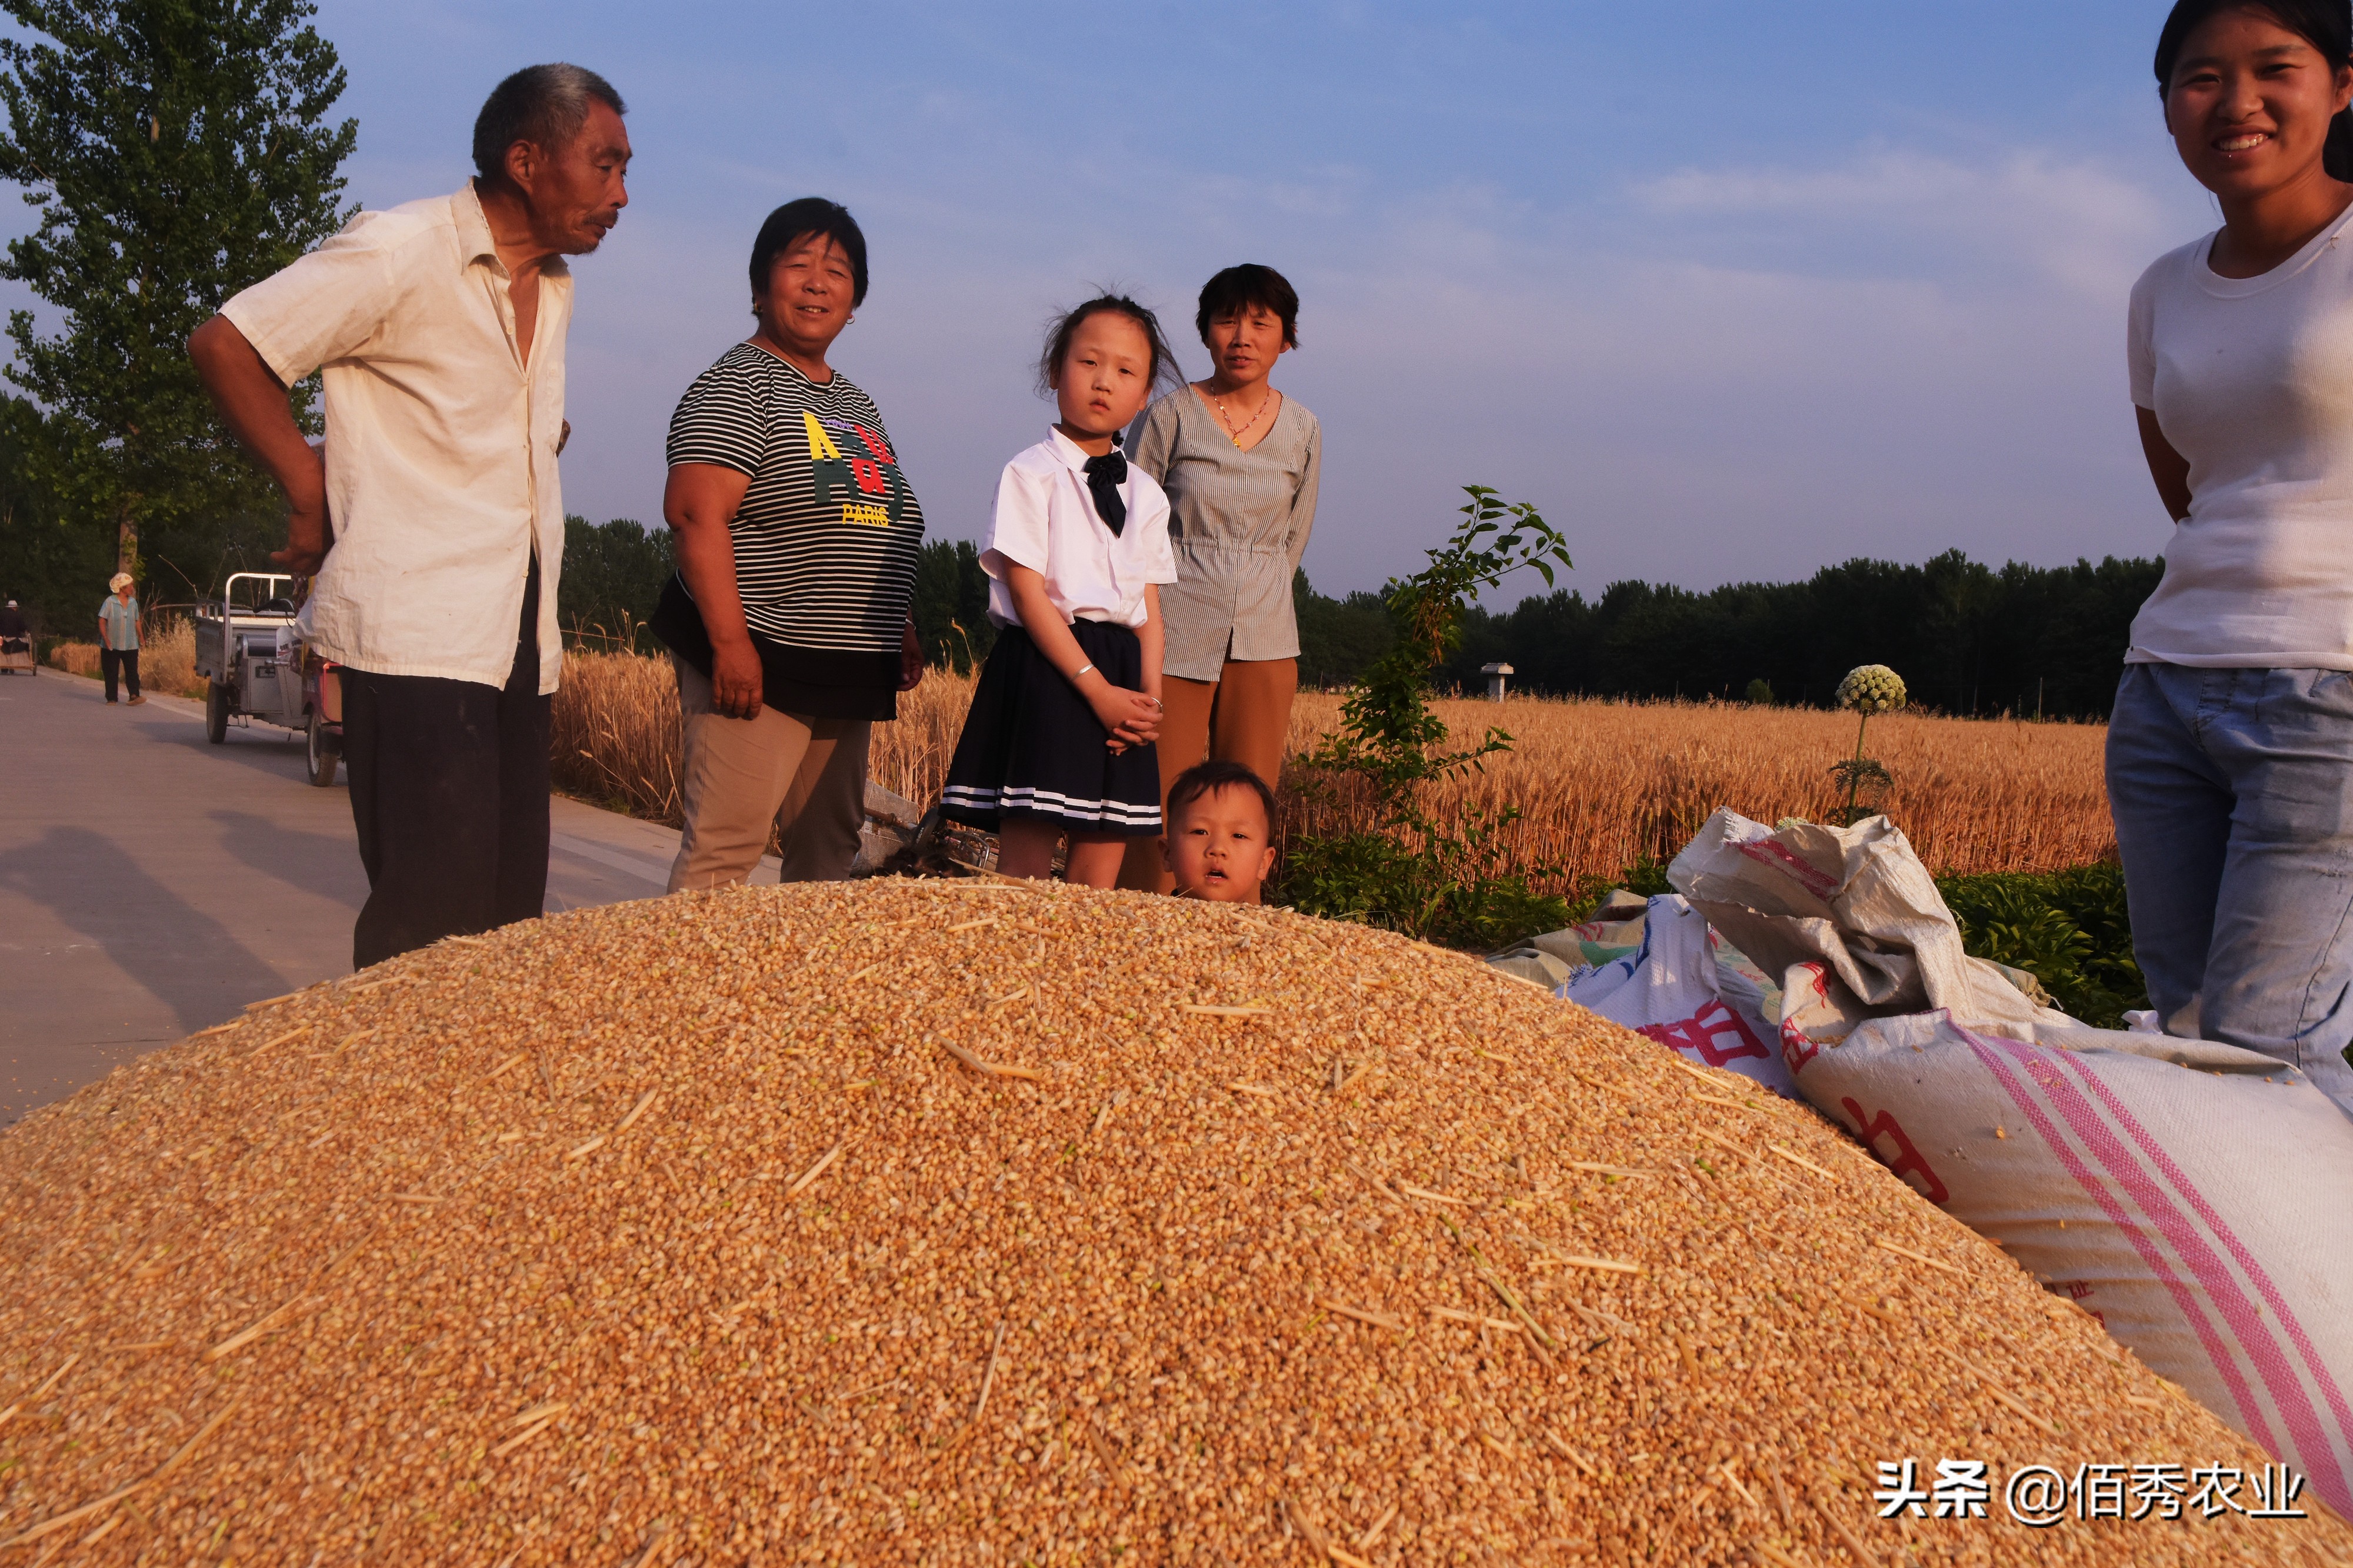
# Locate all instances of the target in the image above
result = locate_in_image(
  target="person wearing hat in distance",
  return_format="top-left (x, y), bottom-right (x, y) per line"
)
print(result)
top-left (188, 64), bottom-right (630, 969)
top-left (0, 598), bottom-right (28, 650)
top-left (98, 573), bottom-right (143, 705)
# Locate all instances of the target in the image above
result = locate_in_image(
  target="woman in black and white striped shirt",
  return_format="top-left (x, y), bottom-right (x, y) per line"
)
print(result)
top-left (651, 198), bottom-right (926, 890)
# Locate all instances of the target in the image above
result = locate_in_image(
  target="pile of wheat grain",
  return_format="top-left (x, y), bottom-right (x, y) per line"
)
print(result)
top-left (0, 881), bottom-right (2320, 1564)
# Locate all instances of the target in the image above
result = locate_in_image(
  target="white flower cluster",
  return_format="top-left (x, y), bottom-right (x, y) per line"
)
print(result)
top-left (1838, 663), bottom-right (1907, 715)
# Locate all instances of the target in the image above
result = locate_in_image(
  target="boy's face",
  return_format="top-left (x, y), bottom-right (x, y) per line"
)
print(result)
top-left (1162, 785), bottom-right (1276, 903)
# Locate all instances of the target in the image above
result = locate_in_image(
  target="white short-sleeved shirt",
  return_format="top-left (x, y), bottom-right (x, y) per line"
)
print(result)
top-left (221, 182), bottom-right (571, 693)
top-left (980, 428), bottom-right (1176, 630)
top-left (2126, 206), bottom-right (2353, 669)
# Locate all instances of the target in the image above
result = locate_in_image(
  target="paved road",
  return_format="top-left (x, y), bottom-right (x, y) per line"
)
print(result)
top-left (2, 665), bottom-right (768, 1127)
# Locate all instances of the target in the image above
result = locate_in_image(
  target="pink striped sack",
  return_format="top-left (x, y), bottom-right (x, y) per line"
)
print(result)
top-left (1799, 1009), bottom-right (2353, 1517)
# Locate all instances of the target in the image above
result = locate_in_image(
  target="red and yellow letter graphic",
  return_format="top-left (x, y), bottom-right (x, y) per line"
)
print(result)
top-left (804, 411), bottom-right (908, 528)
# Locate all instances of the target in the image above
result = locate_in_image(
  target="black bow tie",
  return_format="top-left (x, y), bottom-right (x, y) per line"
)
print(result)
top-left (1082, 450), bottom-right (1127, 536)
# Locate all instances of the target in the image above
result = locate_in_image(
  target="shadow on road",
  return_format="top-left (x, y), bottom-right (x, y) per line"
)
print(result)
top-left (0, 824), bottom-right (291, 1035)
top-left (211, 809), bottom-right (364, 909)
top-left (136, 715), bottom-right (314, 783)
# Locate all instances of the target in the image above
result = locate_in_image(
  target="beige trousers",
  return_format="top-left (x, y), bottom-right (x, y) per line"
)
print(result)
top-left (1117, 656), bottom-right (1298, 893)
top-left (668, 655), bottom-right (871, 892)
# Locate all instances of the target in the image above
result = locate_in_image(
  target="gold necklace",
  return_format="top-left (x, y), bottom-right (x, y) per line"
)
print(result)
top-left (1209, 383), bottom-right (1277, 444)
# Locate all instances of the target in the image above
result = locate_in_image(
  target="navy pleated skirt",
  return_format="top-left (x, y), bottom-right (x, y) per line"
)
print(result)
top-left (939, 621), bottom-right (1162, 838)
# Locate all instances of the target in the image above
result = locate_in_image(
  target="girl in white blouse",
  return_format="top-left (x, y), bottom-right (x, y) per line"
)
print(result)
top-left (2111, 0), bottom-right (2353, 1110)
top-left (939, 297), bottom-right (1181, 885)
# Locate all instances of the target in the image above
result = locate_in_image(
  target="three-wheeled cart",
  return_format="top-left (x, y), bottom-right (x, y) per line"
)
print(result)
top-left (193, 572), bottom-right (344, 787)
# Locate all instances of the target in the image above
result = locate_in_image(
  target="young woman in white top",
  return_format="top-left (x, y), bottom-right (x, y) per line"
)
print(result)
top-left (2114, 0), bottom-right (2353, 1109)
top-left (938, 296), bottom-right (1181, 885)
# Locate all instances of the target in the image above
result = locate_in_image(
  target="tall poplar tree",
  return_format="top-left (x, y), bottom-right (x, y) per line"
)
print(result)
top-left (0, 0), bottom-right (354, 585)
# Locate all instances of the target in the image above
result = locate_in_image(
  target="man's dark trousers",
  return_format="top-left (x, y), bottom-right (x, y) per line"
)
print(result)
top-left (99, 648), bottom-right (140, 701)
top-left (341, 556), bottom-right (551, 969)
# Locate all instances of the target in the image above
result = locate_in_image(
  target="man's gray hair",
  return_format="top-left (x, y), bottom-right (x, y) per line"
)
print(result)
top-left (472, 64), bottom-right (625, 189)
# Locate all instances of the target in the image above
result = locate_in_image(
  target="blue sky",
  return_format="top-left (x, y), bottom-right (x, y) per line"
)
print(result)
top-left (22, 2), bottom-right (2228, 598)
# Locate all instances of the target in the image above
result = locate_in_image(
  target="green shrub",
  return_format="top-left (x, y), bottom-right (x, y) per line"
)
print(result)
top-left (1277, 486), bottom-right (1574, 949)
top-left (1936, 863), bottom-right (2145, 1028)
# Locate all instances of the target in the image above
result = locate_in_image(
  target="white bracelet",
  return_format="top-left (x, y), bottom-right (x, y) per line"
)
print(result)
top-left (1071, 663), bottom-right (1095, 682)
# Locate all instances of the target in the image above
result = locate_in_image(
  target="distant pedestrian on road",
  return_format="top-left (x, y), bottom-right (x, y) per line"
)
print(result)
top-left (0, 598), bottom-right (27, 646)
top-left (98, 573), bottom-right (143, 706)
top-left (188, 64), bottom-right (631, 969)
top-left (2111, 0), bottom-right (2353, 1112)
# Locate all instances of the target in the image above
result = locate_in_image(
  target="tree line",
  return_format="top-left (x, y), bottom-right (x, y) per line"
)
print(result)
top-left (543, 526), bottom-right (2161, 723)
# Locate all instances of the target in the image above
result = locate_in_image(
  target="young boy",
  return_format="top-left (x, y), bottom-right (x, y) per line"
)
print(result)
top-left (1161, 760), bottom-right (1278, 904)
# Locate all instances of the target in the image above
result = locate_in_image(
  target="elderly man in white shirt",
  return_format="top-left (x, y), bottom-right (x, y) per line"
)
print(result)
top-left (189, 63), bottom-right (631, 969)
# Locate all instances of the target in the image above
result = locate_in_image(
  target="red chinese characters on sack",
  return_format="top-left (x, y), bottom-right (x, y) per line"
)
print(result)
top-left (1638, 1000), bottom-right (1771, 1067)
top-left (1840, 1096), bottom-right (1952, 1205)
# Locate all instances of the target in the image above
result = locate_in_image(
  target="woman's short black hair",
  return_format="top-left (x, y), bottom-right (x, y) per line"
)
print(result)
top-left (1195, 263), bottom-right (1300, 349)
top-left (1036, 293), bottom-right (1183, 398)
top-left (2156, 0), bottom-right (2353, 178)
top-left (750, 198), bottom-right (869, 307)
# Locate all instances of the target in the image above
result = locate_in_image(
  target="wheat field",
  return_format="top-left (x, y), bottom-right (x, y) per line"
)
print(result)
top-left (548, 654), bottom-right (2112, 888)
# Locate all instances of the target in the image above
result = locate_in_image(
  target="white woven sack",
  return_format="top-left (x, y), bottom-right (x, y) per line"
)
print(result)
top-left (1667, 808), bottom-right (2075, 1043)
top-left (1562, 895), bottom-right (1797, 1098)
top-left (1795, 1009), bottom-right (2353, 1517)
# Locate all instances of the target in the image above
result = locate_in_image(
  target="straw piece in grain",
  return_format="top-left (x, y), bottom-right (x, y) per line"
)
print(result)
top-left (1926, 1342), bottom-right (2062, 1437)
top-left (505, 1400), bottom-right (568, 1429)
top-left (1355, 1502), bottom-right (1399, 1549)
top-left (785, 1141), bottom-right (846, 1196)
top-left (1318, 1299), bottom-right (1404, 1333)
top-left (1396, 1183), bottom-right (1467, 1206)
top-left (1226, 1083), bottom-right (1277, 1100)
top-left (489, 1052), bottom-right (528, 1080)
top-left (1431, 1307), bottom-right (1520, 1333)
top-left (1718, 1462), bottom-right (1761, 1510)
top-left (205, 1297), bottom-right (308, 1361)
top-left (1535, 1249), bottom-right (1642, 1276)
top-left (1567, 1160), bottom-right (1649, 1179)
top-left (1281, 1496), bottom-right (1332, 1556)
top-left (1809, 1492), bottom-right (1882, 1568)
top-left (972, 1321), bottom-right (1005, 1423)
top-left (935, 1039), bottom-right (1043, 1082)
top-left (489, 1416), bottom-right (554, 1459)
top-left (614, 1088), bottom-right (662, 1136)
top-left (249, 1025), bottom-right (311, 1056)
top-left (1769, 1143), bottom-right (1838, 1181)
top-left (242, 992), bottom-right (298, 1013)
top-left (1181, 1004), bottom-right (1272, 1018)
top-left (184, 1021), bottom-right (240, 1041)
top-left (0, 1480), bottom-right (146, 1547)
top-left (945, 918), bottom-right (998, 933)
top-left (985, 987), bottom-right (1030, 1010)
top-left (1874, 1238), bottom-right (1964, 1276)
top-left (564, 1135), bottom-right (608, 1162)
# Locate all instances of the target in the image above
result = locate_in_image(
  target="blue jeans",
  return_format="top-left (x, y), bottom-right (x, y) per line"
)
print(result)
top-left (2107, 662), bottom-right (2353, 1112)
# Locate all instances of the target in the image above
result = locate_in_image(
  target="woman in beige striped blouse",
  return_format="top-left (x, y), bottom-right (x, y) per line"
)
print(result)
top-left (1117, 264), bottom-right (1321, 895)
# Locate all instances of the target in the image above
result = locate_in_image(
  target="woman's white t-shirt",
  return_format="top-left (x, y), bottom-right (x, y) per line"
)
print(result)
top-left (981, 428), bottom-right (1177, 630)
top-left (2127, 205), bottom-right (2353, 668)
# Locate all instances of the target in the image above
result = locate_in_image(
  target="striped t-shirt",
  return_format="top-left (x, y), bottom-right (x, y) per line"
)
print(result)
top-left (654, 343), bottom-right (925, 718)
